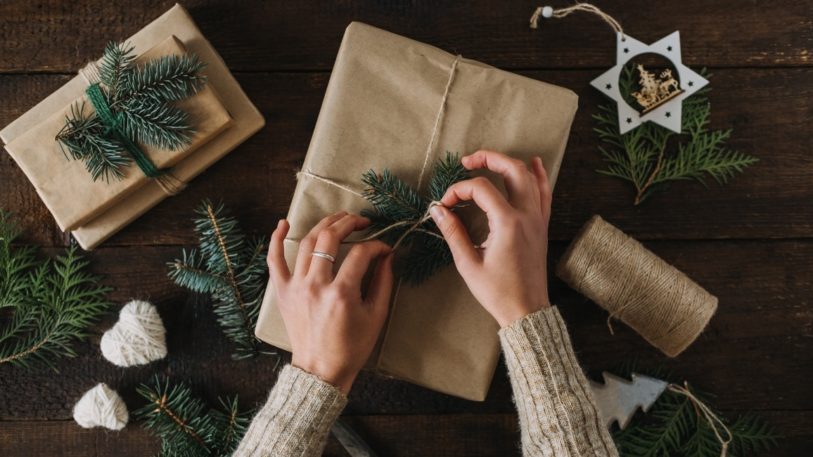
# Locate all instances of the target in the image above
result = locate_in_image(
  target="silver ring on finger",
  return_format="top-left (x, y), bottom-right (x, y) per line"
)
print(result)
top-left (311, 251), bottom-right (336, 263)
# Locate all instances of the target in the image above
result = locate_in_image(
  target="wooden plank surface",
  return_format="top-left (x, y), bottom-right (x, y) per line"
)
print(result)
top-left (0, 241), bottom-right (809, 418)
top-left (3, 411), bottom-right (813, 457)
top-left (1, 0), bottom-right (811, 455)
top-left (0, 0), bottom-right (811, 72)
top-left (1, 68), bottom-right (812, 247)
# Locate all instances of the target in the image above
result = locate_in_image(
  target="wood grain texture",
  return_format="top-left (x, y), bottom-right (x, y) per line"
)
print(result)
top-left (0, 0), bottom-right (811, 73)
top-left (3, 411), bottom-right (813, 457)
top-left (0, 240), bottom-right (809, 421)
top-left (1, 0), bottom-right (811, 455)
top-left (1, 68), bottom-right (811, 247)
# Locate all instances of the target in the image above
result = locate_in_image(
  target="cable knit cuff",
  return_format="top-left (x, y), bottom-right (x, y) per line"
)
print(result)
top-left (234, 365), bottom-right (347, 457)
top-left (499, 306), bottom-right (618, 457)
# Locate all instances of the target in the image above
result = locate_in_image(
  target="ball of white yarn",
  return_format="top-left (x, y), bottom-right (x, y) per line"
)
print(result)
top-left (73, 383), bottom-right (128, 430)
top-left (101, 299), bottom-right (167, 367)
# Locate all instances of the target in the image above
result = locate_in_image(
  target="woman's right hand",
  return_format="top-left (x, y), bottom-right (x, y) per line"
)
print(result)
top-left (429, 150), bottom-right (553, 328)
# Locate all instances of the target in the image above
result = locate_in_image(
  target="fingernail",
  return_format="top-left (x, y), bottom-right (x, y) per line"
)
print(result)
top-left (430, 205), bottom-right (445, 221)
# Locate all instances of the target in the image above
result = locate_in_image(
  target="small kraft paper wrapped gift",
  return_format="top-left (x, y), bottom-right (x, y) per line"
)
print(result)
top-left (0, 4), bottom-right (264, 250)
top-left (255, 23), bottom-right (578, 401)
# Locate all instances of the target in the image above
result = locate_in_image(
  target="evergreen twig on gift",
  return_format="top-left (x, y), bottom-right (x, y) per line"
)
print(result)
top-left (0, 211), bottom-right (111, 368)
top-left (168, 200), bottom-right (270, 360)
top-left (56, 42), bottom-right (206, 182)
top-left (135, 375), bottom-right (253, 457)
top-left (594, 65), bottom-right (758, 205)
top-left (361, 152), bottom-right (469, 284)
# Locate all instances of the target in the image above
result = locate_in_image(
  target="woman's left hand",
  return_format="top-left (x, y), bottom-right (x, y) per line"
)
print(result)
top-left (267, 212), bottom-right (394, 394)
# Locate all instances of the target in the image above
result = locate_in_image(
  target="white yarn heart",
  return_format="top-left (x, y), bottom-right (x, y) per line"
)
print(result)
top-left (73, 383), bottom-right (128, 430)
top-left (101, 300), bottom-right (167, 367)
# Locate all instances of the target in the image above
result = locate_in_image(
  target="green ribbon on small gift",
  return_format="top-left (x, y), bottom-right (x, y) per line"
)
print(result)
top-left (85, 83), bottom-right (163, 179)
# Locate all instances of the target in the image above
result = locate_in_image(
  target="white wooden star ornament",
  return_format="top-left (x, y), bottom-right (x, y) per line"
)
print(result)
top-left (590, 31), bottom-right (708, 134)
top-left (530, 3), bottom-right (709, 134)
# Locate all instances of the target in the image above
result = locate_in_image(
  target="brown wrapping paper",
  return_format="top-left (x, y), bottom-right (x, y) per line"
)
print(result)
top-left (4, 36), bottom-right (231, 232)
top-left (254, 23), bottom-right (578, 401)
top-left (1, 4), bottom-right (265, 250)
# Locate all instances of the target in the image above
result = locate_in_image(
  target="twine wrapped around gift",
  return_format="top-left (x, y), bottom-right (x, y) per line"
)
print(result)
top-left (294, 54), bottom-right (463, 247)
top-left (556, 215), bottom-right (717, 357)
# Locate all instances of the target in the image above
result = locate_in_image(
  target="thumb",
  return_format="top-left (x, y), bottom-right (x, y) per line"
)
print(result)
top-left (429, 205), bottom-right (480, 269)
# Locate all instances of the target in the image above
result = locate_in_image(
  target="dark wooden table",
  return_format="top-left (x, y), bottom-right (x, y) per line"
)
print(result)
top-left (1, 1), bottom-right (811, 455)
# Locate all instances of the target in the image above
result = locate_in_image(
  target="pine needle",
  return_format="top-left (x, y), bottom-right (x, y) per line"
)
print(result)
top-left (361, 152), bottom-right (468, 284)
top-left (168, 201), bottom-right (270, 360)
top-left (595, 65), bottom-right (757, 205)
top-left (57, 42), bottom-right (206, 182)
top-left (0, 210), bottom-right (111, 369)
top-left (136, 376), bottom-right (254, 457)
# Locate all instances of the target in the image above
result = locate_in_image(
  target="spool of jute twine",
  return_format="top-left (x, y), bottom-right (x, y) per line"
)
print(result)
top-left (556, 215), bottom-right (717, 357)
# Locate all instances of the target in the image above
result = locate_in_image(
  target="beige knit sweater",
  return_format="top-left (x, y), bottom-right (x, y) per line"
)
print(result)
top-left (235, 306), bottom-right (618, 456)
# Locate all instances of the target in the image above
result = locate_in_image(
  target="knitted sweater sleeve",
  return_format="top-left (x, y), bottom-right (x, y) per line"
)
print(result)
top-left (233, 364), bottom-right (347, 457)
top-left (499, 306), bottom-right (618, 457)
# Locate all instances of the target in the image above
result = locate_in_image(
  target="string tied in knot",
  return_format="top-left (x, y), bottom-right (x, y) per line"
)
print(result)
top-left (530, 3), bottom-right (625, 40)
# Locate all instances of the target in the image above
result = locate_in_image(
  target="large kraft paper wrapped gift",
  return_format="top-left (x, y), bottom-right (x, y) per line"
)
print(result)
top-left (0, 4), bottom-right (264, 250)
top-left (255, 22), bottom-right (578, 401)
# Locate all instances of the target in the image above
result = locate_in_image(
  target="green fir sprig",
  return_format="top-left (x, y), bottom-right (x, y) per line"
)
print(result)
top-left (135, 375), bottom-right (253, 457)
top-left (361, 152), bottom-right (469, 284)
top-left (595, 65), bottom-right (758, 205)
top-left (168, 201), bottom-right (269, 360)
top-left (611, 363), bottom-right (778, 457)
top-left (0, 211), bottom-right (111, 368)
top-left (56, 42), bottom-right (206, 182)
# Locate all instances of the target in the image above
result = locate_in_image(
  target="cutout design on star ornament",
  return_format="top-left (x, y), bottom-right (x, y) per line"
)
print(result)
top-left (590, 31), bottom-right (708, 134)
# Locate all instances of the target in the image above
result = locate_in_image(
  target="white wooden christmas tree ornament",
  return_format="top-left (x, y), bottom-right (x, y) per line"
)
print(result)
top-left (101, 299), bottom-right (167, 367)
top-left (73, 383), bottom-right (129, 430)
top-left (590, 31), bottom-right (708, 134)
top-left (589, 371), bottom-right (669, 429)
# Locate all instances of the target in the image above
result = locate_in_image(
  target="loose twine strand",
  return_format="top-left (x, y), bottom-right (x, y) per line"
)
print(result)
top-left (79, 62), bottom-right (186, 196)
top-left (556, 216), bottom-right (717, 358)
top-left (667, 382), bottom-right (733, 457)
top-left (530, 3), bottom-right (625, 39)
top-left (296, 168), bottom-right (445, 250)
top-left (292, 54), bottom-right (463, 249)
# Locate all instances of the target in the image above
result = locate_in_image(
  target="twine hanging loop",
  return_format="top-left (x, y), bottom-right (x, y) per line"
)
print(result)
top-left (530, 3), bottom-right (625, 39)
top-left (667, 382), bottom-right (733, 457)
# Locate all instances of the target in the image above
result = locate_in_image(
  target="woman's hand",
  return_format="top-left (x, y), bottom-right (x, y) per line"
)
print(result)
top-left (267, 212), bottom-right (394, 394)
top-left (430, 150), bottom-right (552, 327)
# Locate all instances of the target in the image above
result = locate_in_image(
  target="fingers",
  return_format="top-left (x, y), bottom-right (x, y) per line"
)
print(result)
top-left (530, 156), bottom-right (552, 224)
top-left (336, 241), bottom-right (392, 288)
top-left (441, 176), bottom-right (512, 218)
top-left (462, 150), bottom-right (538, 207)
top-left (267, 219), bottom-right (291, 287)
top-left (429, 204), bottom-right (480, 270)
top-left (309, 214), bottom-right (370, 280)
top-left (295, 212), bottom-right (347, 277)
top-left (366, 252), bottom-right (394, 317)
